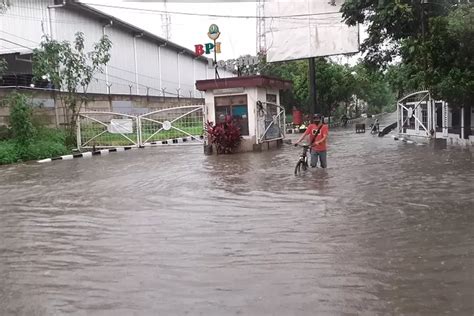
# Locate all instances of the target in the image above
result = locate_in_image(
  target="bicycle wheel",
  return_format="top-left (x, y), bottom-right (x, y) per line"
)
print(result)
top-left (302, 161), bottom-right (308, 171)
top-left (294, 161), bottom-right (301, 175)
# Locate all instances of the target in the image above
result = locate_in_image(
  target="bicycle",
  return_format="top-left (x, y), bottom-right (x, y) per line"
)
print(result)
top-left (294, 144), bottom-right (310, 175)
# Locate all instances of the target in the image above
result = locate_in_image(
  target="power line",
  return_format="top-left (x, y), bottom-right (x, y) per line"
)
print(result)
top-left (0, 38), bottom-right (35, 51)
top-left (82, 2), bottom-right (342, 20)
top-left (0, 30), bottom-right (40, 45)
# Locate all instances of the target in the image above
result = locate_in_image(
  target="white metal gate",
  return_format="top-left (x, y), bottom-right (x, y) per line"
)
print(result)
top-left (77, 112), bottom-right (140, 149)
top-left (256, 101), bottom-right (286, 143)
top-left (397, 90), bottom-right (435, 137)
top-left (77, 105), bottom-right (204, 150)
top-left (138, 105), bottom-right (204, 146)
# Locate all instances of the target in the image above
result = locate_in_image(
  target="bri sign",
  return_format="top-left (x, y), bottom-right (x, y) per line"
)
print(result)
top-left (195, 24), bottom-right (221, 57)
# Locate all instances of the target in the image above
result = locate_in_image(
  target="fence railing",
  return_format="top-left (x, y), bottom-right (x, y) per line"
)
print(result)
top-left (77, 105), bottom-right (205, 150)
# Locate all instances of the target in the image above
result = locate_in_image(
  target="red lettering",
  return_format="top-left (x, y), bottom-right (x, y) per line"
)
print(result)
top-left (194, 44), bottom-right (204, 56)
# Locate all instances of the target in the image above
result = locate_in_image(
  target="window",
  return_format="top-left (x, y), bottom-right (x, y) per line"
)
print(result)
top-left (215, 95), bottom-right (249, 135)
top-left (266, 94), bottom-right (277, 104)
top-left (421, 104), bottom-right (428, 128)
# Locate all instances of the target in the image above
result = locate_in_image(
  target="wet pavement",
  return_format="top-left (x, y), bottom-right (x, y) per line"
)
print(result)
top-left (0, 120), bottom-right (473, 315)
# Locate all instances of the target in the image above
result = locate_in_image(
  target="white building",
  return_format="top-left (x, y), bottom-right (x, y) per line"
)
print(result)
top-left (0, 0), bottom-right (234, 97)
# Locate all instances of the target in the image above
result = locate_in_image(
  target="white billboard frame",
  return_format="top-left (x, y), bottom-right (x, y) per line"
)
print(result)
top-left (264, 0), bottom-right (360, 63)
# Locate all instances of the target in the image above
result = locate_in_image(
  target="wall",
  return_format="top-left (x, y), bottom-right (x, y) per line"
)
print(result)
top-left (0, 0), bottom-right (51, 55)
top-left (0, 87), bottom-right (204, 127)
top-left (2, 0), bottom-right (235, 97)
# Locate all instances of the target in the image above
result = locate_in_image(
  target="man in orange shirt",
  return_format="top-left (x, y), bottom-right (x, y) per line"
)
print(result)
top-left (294, 114), bottom-right (328, 168)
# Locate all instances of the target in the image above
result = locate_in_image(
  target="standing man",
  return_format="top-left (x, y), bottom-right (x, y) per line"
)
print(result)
top-left (294, 114), bottom-right (329, 168)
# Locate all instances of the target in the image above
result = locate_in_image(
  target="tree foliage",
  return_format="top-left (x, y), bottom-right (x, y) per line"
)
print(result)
top-left (258, 57), bottom-right (395, 117)
top-left (0, 58), bottom-right (6, 76)
top-left (342, 0), bottom-right (473, 107)
top-left (424, 5), bottom-right (474, 107)
top-left (8, 92), bottom-right (37, 146)
top-left (32, 32), bottom-right (112, 143)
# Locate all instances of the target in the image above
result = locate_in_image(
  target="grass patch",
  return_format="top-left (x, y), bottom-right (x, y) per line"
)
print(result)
top-left (80, 121), bottom-right (203, 147)
top-left (0, 140), bottom-right (19, 165)
top-left (0, 128), bottom-right (70, 165)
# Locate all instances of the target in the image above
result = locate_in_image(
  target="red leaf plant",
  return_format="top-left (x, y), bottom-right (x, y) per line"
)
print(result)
top-left (205, 117), bottom-right (242, 154)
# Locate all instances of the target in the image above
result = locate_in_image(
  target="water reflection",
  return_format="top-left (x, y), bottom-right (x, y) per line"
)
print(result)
top-left (0, 125), bottom-right (473, 315)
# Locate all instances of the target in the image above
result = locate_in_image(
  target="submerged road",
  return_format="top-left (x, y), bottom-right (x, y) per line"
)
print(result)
top-left (0, 123), bottom-right (473, 315)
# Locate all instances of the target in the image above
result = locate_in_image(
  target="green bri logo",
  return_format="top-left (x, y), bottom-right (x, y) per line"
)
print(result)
top-left (194, 24), bottom-right (222, 56)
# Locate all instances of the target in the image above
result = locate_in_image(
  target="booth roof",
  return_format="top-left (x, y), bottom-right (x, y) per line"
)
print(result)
top-left (195, 75), bottom-right (292, 91)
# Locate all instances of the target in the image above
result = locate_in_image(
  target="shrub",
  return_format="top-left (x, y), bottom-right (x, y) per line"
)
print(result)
top-left (205, 118), bottom-right (242, 154)
top-left (0, 125), bottom-right (11, 141)
top-left (36, 127), bottom-right (67, 145)
top-left (0, 141), bottom-right (19, 165)
top-left (8, 92), bottom-right (37, 145)
top-left (23, 140), bottom-right (69, 161)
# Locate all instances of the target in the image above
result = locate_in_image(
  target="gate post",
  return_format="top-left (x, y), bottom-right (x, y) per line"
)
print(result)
top-left (137, 116), bottom-right (142, 147)
top-left (76, 116), bottom-right (82, 150)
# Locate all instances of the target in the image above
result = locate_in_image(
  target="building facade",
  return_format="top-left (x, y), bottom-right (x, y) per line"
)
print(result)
top-left (0, 0), bottom-right (234, 97)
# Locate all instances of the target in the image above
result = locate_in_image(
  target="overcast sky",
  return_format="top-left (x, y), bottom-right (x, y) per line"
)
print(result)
top-left (81, 0), bottom-right (365, 64)
top-left (82, 0), bottom-right (258, 60)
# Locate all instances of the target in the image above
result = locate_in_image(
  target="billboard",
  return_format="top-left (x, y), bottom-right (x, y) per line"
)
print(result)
top-left (265, 0), bottom-right (359, 62)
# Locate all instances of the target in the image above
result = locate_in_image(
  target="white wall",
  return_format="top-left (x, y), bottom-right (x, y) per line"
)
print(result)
top-left (3, 0), bottom-right (235, 96)
top-left (0, 0), bottom-right (50, 55)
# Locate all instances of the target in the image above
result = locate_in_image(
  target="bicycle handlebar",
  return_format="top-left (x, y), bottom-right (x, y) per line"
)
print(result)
top-left (294, 143), bottom-right (310, 148)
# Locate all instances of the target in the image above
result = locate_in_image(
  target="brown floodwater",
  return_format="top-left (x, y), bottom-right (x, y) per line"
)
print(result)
top-left (0, 120), bottom-right (473, 315)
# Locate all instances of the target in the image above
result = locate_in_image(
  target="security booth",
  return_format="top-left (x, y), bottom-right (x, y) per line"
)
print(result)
top-left (196, 75), bottom-right (292, 153)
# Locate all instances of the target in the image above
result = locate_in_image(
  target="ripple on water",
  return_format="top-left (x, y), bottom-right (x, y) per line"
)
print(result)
top-left (0, 127), bottom-right (473, 315)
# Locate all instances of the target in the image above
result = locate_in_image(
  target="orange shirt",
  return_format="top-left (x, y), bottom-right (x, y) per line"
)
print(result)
top-left (304, 123), bottom-right (329, 151)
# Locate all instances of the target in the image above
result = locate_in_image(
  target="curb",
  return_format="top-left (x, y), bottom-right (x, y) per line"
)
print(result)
top-left (141, 135), bottom-right (204, 147)
top-left (37, 135), bottom-right (204, 163)
top-left (37, 146), bottom-right (137, 163)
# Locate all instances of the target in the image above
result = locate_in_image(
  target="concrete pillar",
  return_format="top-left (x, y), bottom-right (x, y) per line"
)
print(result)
top-left (133, 35), bottom-right (140, 95)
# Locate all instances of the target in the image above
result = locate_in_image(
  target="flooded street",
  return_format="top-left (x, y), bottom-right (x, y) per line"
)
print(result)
top-left (1, 126), bottom-right (473, 315)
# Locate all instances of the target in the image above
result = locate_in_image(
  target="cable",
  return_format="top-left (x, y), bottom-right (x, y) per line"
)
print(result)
top-left (82, 2), bottom-right (342, 20)
top-left (0, 38), bottom-right (35, 51)
top-left (0, 30), bottom-right (40, 45)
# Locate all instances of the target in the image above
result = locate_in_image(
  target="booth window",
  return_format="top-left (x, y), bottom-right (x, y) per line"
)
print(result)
top-left (215, 95), bottom-right (249, 135)
top-left (266, 94), bottom-right (277, 104)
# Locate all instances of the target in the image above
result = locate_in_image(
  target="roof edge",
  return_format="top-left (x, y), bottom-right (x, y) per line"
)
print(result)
top-left (68, 1), bottom-right (208, 62)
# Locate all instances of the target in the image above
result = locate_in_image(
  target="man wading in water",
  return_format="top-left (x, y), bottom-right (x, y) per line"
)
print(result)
top-left (294, 114), bottom-right (329, 168)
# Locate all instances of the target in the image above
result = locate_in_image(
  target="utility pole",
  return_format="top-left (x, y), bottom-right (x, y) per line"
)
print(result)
top-left (161, 0), bottom-right (171, 40)
top-left (256, 0), bottom-right (267, 55)
top-left (308, 57), bottom-right (320, 115)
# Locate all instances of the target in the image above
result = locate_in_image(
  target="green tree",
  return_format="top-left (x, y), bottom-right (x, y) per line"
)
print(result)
top-left (8, 92), bottom-right (36, 146)
top-left (341, 0), bottom-right (458, 67)
top-left (342, 0), bottom-right (473, 108)
top-left (352, 63), bottom-right (396, 114)
top-left (314, 59), bottom-right (357, 118)
top-left (424, 5), bottom-right (474, 107)
top-left (32, 32), bottom-right (112, 144)
top-left (261, 58), bottom-right (310, 112)
top-left (0, 58), bottom-right (6, 75)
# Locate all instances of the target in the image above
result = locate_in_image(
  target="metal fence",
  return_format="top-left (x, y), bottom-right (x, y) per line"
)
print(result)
top-left (139, 105), bottom-right (204, 145)
top-left (77, 112), bottom-right (140, 149)
top-left (397, 90), bottom-right (434, 137)
top-left (77, 105), bottom-right (204, 150)
top-left (256, 101), bottom-right (286, 143)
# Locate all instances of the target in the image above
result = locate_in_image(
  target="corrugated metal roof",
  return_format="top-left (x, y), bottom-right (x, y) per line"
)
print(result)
top-left (68, 0), bottom-right (206, 62)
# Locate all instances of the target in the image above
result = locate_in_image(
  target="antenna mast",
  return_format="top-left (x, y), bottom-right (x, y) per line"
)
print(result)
top-left (161, 0), bottom-right (171, 40)
top-left (256, 0), bottom-right (266, 54)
